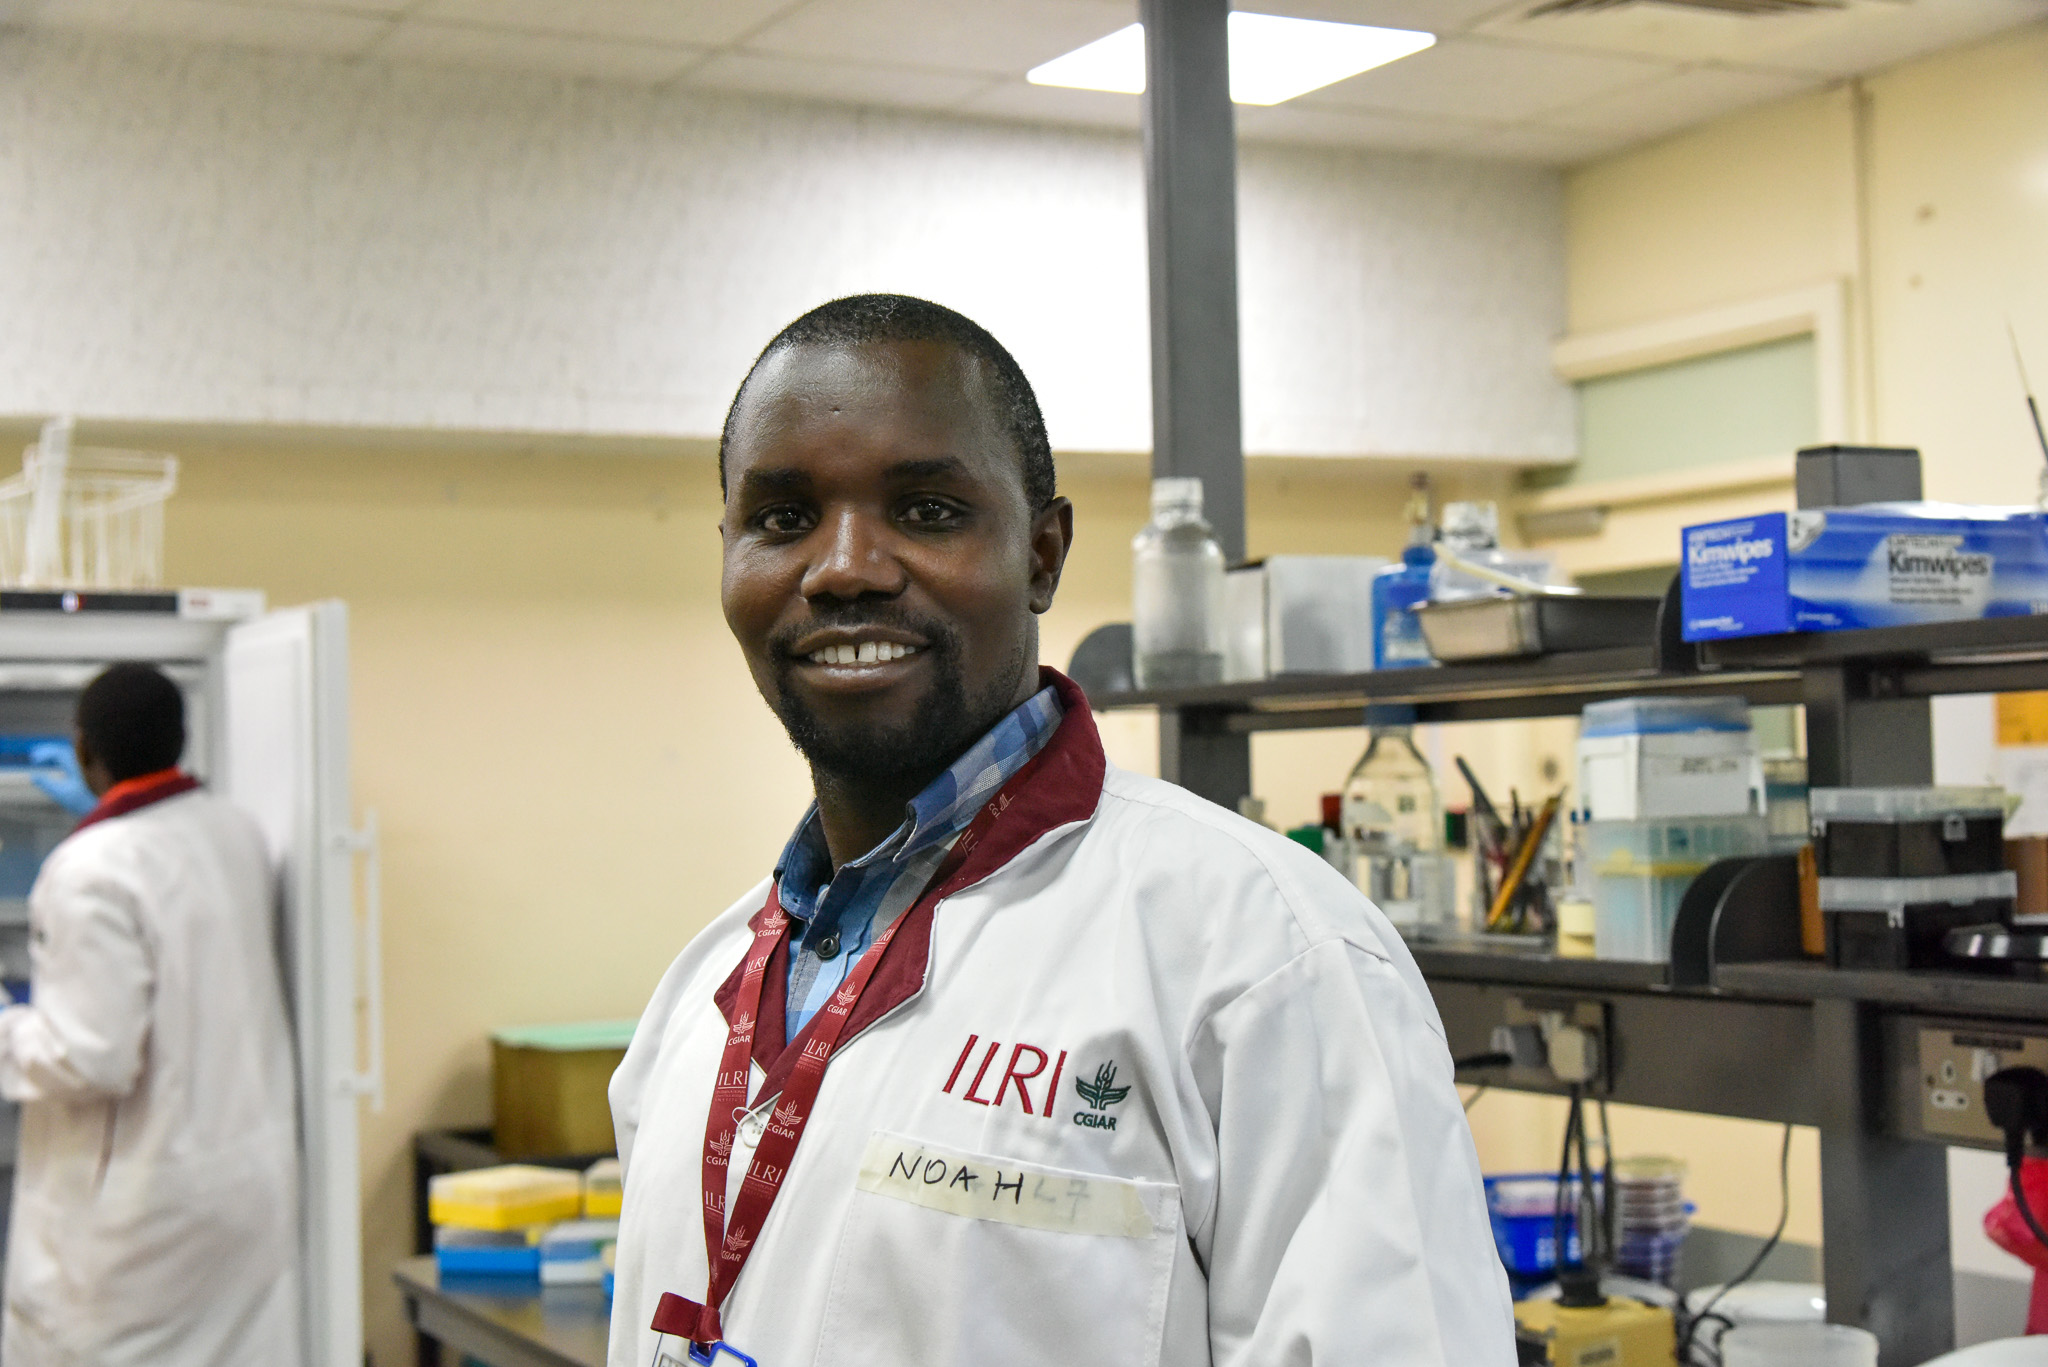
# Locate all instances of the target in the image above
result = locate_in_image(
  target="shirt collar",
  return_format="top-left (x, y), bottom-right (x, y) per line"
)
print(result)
top-left (773, 684), bottom-right (1064, 920)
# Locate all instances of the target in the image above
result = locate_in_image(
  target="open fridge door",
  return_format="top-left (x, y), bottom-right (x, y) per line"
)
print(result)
top-left (222, 602), bottom-right (377, 1367)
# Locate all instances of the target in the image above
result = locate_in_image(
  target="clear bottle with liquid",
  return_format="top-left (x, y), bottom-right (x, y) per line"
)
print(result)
top-left (1341, 714), bottom-right (1451, 926)
top-left (1372, 473), bottom-right (1436, 670)
top-left (1132, 477), bottom-right (1227, 688)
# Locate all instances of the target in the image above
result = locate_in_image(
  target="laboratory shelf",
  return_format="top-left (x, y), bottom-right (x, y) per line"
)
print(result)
top-left (1096, 610), bottom-right (2048, 1364)
top-left (1698, 613), bottom-right (2048, 694)
top-left (1715, 960), bottom-right (2048, 1020)
top-left (1409, 939), bottom-right (1682, 995)
top-left (1091, 647), bottom-right (1803, 728)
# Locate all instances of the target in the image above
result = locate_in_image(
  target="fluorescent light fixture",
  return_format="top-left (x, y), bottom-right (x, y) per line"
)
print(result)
top-left (1026, 13), bottom-right (1435, 107)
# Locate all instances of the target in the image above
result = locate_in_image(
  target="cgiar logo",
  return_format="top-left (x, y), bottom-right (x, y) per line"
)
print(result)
top-left (1073, 1062), bottom-right (1131, 1131)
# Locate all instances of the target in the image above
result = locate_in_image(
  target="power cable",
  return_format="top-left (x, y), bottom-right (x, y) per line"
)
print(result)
top-left (1680, 1121), bottom-right (1792, 1364)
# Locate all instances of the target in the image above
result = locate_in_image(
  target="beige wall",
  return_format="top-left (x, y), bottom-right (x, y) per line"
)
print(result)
top-left (1537, 17), bottom-right (2048, 1252)
top-left (150, 436), bottom-right (1524, 1366)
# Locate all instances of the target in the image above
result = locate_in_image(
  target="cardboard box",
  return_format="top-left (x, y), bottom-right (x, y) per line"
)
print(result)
top-left (1681, 504), bottom-right (2048, 642)
top-left (491, 1019), bottom-right (636, 1159)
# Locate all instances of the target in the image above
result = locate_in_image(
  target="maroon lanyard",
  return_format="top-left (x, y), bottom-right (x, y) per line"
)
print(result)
top-left (651, 796), bottom-right (1000, 1352)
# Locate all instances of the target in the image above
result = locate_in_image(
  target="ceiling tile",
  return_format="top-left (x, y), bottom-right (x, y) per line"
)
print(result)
top-left (1545, 63), bottom-right (1816, 141)
top-left (954, 79), bottom-right (1142, 133)
top-left (745, 0), bottom-right (1135, 77)
top-left (376, 20), bottom-right (705, 82)
top-left (1459, 122), bottom-right (1636, 166)
top-left (1235, 101), bottom-right (1493, 152)
top-left (31, 0), bottom-right (392, 53)
top-left (1243, 0), bottom-right (1522, 37)
top-left (684, 52), bottom-right (991, 110)
top-left (1300, 34), bottom-right (1672, 122)
top-left (411, 0), bottom-right (800, 49)
top-left (1472, 0), bottom-right (2042, 77)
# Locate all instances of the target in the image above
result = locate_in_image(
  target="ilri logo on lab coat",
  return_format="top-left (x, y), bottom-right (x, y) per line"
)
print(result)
top-left (941, 1033), bottom-right (1129, 1130)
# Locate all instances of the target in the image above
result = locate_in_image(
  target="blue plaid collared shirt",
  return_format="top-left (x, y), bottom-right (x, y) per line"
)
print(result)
top-left (772, 685), bottom-right (1063, 1043)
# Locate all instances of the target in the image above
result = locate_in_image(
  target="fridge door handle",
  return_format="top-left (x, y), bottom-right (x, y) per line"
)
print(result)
top-left (331, 812), bottom-right (385, 1113)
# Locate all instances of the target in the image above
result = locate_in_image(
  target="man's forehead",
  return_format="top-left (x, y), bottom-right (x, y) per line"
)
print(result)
top-left (744, 337), bottom-right (989, 414)
top-left (727, 338), bottom-right (1010, 472)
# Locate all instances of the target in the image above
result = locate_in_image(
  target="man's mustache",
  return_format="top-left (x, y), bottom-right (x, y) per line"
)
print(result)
top-left (768, 605), bottom-right (958, 660)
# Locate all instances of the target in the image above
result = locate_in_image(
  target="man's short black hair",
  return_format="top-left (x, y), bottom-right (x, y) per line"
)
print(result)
top-left (719, 294), bottom-right (1056, 511)
top-left (77, 662), bottom-right (185, 781)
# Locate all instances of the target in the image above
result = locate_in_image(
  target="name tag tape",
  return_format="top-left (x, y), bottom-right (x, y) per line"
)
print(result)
top-left (856, 1132), bottom-right (1167, 1239)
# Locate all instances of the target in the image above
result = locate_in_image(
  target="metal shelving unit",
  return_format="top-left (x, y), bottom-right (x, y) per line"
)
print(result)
top-left (1091, 612), bottom-right (2048, 1366)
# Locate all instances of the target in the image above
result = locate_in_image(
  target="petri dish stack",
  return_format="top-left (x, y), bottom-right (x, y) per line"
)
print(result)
top-left (1611, 1156), bottom-right (1691, 1286)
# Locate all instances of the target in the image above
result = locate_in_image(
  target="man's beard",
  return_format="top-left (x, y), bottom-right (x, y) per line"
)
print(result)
top-left (765, 609), bottom-right (1028, 791)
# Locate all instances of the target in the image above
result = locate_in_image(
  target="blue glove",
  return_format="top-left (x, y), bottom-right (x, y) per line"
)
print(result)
top-left (29, 741), bottom-right (96, 816)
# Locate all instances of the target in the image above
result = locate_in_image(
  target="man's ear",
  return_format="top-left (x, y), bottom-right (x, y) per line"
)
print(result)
top-left (1027, 497), bottom-right (1074, 616)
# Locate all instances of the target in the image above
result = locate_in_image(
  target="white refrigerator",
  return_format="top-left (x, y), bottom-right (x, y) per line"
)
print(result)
top-left (0, 588), bottom-right (378, 1367)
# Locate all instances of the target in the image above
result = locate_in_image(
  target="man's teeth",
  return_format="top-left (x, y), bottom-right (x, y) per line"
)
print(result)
top-left (806, 642), bottom-right (921, 666)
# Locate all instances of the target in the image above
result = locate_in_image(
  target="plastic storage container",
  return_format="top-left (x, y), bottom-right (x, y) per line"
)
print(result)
top-left (1577, 697), bottom-right (1764, 822)
top-left (1588, 815), bottom-right (1769, 961)
top-left (1132, 477), bottom-right (1227, 688)
top-left (1809, 787), bottom-right (2007, 879)
top-left (434, 1224), bottom-right (542, 1278)
top-left (1819, 872), bottom-right (2016, 970)
top-left (429, 1164), bottom-right (583, 1231)
top-left (491, 1019), bottom-right (637, 1159)
top-left (539, 1218), bottom-right (619, 1285)
top-left (1720, 1323), bottom-right (1877, 1367)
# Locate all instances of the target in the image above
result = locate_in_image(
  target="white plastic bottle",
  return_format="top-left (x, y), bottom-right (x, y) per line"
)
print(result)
top-left (1132, 477), bottom-right (1226, 688)
top-left (1341, 717), bottom-right (1450, 925)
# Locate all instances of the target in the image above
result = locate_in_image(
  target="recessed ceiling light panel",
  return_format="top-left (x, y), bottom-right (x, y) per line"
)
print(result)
top-left (1026, 13), bottom-right (1435, 107)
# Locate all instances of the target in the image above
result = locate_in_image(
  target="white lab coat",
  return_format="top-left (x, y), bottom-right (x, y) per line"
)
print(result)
top-left (0, 789), bottom-right (302, 1367)
top-left (608, 677), bottom-right (1513, 1367)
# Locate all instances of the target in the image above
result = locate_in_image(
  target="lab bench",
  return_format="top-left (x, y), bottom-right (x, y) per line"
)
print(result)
top-left (411, 1129), bottom-right (614, 1366)
top-left (394, 1256), bottom-right (607, 1367)
top-left (1093, 607), bottom-right (2048, 1366)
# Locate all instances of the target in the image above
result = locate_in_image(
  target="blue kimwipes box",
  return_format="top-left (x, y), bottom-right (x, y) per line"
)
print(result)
top-left (1681, 504), bottom-right (2048, 642)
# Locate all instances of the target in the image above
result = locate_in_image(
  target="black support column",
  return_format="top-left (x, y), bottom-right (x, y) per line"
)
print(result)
top-left (1803, 667), bottom-right (1952, 1363)
top-left (1141, 0), bottom-right (1252, 808)
top-left (1813, 998), bottom-right (1953, 1365)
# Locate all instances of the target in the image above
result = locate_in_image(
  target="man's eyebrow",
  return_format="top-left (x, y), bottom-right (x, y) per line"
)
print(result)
top-left (886, 457), bottom-right (972, 482)
top-left (736, 467), bottom-right (812, 498)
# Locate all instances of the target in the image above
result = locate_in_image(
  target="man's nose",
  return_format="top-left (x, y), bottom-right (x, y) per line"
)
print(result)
top-left (800, 507), bottom-right (906, 601)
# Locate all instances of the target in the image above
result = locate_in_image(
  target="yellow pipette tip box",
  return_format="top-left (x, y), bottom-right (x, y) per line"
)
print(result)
top-left (430, 1164), bottom-right (583, 1231)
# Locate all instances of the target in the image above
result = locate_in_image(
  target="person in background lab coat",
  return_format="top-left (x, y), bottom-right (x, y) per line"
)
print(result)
top-left (0, 663), bottom-right (302, 1367)
top-left (607, 294), bottom-right (1514, 1367)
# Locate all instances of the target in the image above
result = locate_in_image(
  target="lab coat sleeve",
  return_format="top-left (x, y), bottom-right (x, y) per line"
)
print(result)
top-left (0, 857), bottom-right (154, 1103)
top-left (1190, 938), bottom-right (1516, 1367)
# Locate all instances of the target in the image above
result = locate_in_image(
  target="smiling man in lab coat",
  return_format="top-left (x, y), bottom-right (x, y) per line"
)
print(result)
top-left (609, 294), bottom-right (1512, 1367)
top-left (0, 663), bottom-right (301, 1367)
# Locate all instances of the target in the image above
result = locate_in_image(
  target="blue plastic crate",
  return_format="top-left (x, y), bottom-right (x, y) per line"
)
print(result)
top-left (1484, 1173), bottom-right (1590, 1275)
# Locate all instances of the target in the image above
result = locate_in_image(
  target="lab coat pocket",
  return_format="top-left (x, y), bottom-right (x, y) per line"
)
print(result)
top-left (812, 1131), bottom-right (1180, 1367)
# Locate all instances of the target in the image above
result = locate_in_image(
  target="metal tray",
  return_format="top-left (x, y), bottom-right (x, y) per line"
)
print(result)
top-left (1416, 595), bottom-right (1663, 662)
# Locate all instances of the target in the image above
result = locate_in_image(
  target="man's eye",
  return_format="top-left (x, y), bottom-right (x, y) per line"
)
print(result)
top-left (755, 507), bottom-right (813, 534)
top-left (902, 498), bottom-right (962, 526)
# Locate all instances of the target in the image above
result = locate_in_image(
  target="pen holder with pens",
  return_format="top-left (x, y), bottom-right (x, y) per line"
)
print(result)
top-left (1469, 792), bottom-right (1566, 936)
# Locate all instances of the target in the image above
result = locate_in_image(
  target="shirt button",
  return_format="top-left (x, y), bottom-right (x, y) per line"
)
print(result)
top-left (815, 932), bottom-right (841, 961)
